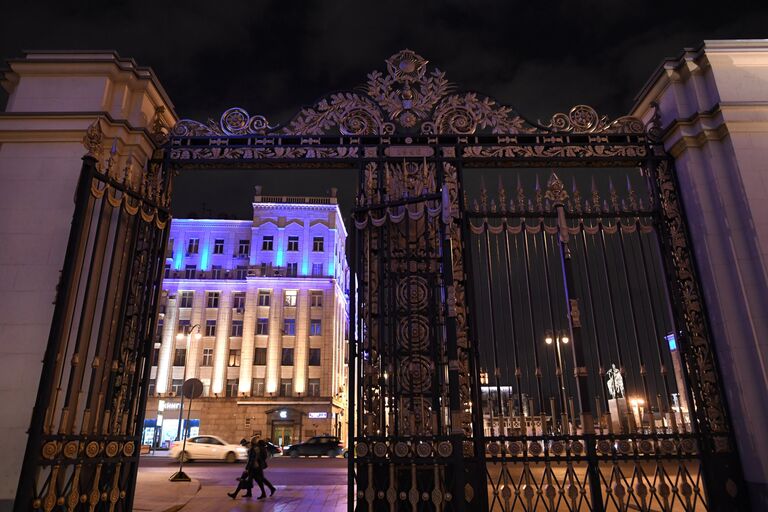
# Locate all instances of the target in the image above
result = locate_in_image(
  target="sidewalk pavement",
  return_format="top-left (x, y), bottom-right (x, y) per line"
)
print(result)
top-left (133, 472), bottom-right (201, 512)
top-left (181, 484), bottom-right (346, 512)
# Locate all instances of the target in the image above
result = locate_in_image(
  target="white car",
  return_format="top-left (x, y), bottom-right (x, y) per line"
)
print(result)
top-left (169, 435), bottom-right (247, 463)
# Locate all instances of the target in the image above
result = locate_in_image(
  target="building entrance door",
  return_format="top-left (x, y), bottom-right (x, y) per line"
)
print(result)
top-left (272, 423), bottom-right (295, 447)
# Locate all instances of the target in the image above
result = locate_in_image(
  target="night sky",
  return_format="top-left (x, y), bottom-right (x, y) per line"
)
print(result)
top-left (2, 1), bottom-right (767, 219)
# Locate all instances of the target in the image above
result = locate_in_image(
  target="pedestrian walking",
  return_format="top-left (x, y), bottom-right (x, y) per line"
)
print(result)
top-left (227, 470), bottom-right (253, 499)
top-left (248, 437), bottom-right (276, 499)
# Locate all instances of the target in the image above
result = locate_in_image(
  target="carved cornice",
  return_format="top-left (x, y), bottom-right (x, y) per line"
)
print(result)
top-left (173, 50), bottom-right (645, 137)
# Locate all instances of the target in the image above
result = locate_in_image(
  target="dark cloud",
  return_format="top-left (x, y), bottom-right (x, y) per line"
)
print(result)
top-left (2, 1), bottom-right (767, 217)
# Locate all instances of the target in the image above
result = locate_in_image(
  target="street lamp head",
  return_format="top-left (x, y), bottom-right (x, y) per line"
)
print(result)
top-left (176, 333), bottom-right (184, 340)
top-left (561, 336), bottom-right (569, 344)
top-left (194, 332), bottom-right (202, 340)
top-left (545, 336), bottom-right (553, 345)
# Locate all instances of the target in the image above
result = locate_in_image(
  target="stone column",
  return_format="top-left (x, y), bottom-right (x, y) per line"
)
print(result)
top-left (155, 296), bottom-right (179, 394)
top-left (632, 40), bottom-right (768, 507)
top-left (212, 291), bottom-right (232, 395)
top-left (185, 287), bottom-right (205, 378)
top-left (0, 52), bottom-right (177, 505)
top-left (238, 284), bottom-right (259, 395)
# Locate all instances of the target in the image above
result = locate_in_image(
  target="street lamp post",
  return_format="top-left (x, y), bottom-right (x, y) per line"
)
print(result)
top-left (545, 330), bottom-right (569, 430)
top-left (175, 324), bottom-right (201, 441)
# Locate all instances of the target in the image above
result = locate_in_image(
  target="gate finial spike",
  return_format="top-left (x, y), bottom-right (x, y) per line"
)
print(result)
top-left (497, 176), bottom-right (507, 213)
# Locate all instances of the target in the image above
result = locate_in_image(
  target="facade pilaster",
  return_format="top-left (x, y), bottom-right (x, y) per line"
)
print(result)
top-left (238, 284), bottom-right (259, 395)
top-left (185, 287), bottom-right (205, 378)
top-left (212, 290), bottom-right (232, 395)
top-left (266, 285), bottom-right (285, 394)
top-left (294, 289), bottom-right (309, 394)
top-left (155, 296), bottom-right (178, 394)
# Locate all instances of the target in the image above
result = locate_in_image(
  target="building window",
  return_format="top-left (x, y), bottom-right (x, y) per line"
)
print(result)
top-left (279, 378), bottom-right (292, 397)
top-left (310, 291), bottom-right (323, 307)
top-left (311, 263), bottom-right (323, 276)
top-left (235, 265), bottom-right (248, 280)
top-left (281, 348), bottom-right (294, 366)
top-left (206, 291), bottom-right (220, 308)
top-left (310, 319), bottom-right (322, 336)
top-left (226, 379), bottom-right (238, 398)
top-left (166, 239), bottom-right (174, 258)
top-left (205, 320), bottom-right (216, 337)
top-left (309, 348), bottom-right (321, 366)
top-left (252, 378), bottom-right (265, 397)
top-left (284, 290), bottom-right (297, 307)
top-left (254, 347), bottom-right (267, 365)
top-left (260, 262), bottom-right (269, 276)
top-left (178, 319), bottom-right (191, 334)
top-left (184, 265), bottom-right (197, 279)
top-left (148, 379), bottom-right (156, 396)
top-left (164, 263), bottom-right (171, 279)
top-left (173, 348), bottom-right (186, 367)
top-left (258, 291), bottom-right (270, 306)
top-left (233, 292), bottom-right (246, 310)
top-left (308, 378), bottom-right (320, 397)
top-left (313, 237), bottom-right (324, 252)
top-left (231, 320), bottom-right (243, 337)
top-left (262, 236), bottom-right (273, 251)
top-left (287, 236), bottom-right (299, 251)
top-left (286, 262), bottom-right (298, 277)
top-left (238, 239), bottom-right (250, 256)
top-left (228, 349), bottom-right (241, 367)
top-left (151, 347), bottom-right (160, 366)
top-left (256, 318), bottom-right (269, 335)
top-left (201, 348), bottom-right (213, 366)
top-left (211, 265), bottom-right (223, 279)
top-left (283, 318), bottom-right (296, 335)
top-left (213, 239), bottom-right (224, 254)
top-left (187, 238), bottom-right (199, 254)
top-left (171, 379), bottom-right (183, 395)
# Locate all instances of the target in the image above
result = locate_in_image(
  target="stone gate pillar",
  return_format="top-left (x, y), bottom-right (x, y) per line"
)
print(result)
top-left (0, 52), bottom-right (176, 511)
top-left (632, 40), bottom-right (768, 510)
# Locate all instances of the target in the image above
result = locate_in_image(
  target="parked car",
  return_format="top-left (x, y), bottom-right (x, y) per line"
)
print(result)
top-left (283, 436), bottom-right (344, 458)
top-left (169, 435), bottom-right (247, 463)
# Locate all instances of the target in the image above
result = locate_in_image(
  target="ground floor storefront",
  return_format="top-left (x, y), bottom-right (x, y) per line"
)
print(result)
top-left (143, 397), bottom-right (347, 449)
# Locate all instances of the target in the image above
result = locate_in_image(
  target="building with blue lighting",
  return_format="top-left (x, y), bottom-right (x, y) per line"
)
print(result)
top-left (143, 187), bottom-right (349, 449)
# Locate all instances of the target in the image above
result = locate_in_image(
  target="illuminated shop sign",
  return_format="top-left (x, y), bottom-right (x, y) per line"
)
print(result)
top-left (308, 412), bottom-right (328, 419)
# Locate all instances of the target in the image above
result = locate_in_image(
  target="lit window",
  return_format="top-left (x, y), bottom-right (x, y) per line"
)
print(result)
top-left (284, 290), bottom-right (298, 307)
top-left (228, 349), bottom-right (241, 367)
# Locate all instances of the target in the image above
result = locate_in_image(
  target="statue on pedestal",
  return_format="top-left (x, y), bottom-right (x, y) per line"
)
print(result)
top-left (606, 364), bottom-right (624, 399)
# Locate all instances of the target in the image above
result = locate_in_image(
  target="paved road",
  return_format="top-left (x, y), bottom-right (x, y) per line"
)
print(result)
top-left (138, 455), bottom-right (348, 487)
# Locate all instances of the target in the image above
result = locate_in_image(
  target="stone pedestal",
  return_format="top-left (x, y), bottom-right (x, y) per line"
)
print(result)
top-left (607, 398), bottom-right (629, 434)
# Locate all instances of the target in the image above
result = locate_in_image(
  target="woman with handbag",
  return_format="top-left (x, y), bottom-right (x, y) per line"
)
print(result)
top-left (248, 438), bottom-right (276, 499)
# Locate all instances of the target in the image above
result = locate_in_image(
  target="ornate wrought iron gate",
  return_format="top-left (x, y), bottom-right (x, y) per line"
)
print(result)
top-left (16, 50), bottom-right (747, 512)
top-left (14, 124), bottom-right (172, 512)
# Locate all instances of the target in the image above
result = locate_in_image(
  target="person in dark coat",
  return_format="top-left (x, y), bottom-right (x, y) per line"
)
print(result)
top-left (247, 438), bottom-right (276, 499)
top-left (227, 470), bottom-right (253, 499)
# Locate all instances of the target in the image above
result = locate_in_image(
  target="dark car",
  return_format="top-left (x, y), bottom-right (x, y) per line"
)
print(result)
top-left (265, 441), bottom-right (282, 456)
top-left (284, 436), bottom-right (343, 458)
